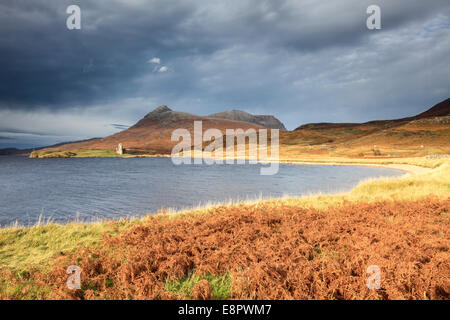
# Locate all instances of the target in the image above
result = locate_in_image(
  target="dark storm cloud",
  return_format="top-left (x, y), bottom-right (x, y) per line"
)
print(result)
top-left (0, 0), bottom-right (197, 108)
top-left (0, 0), bottom-right (448, 110)
top-left (0, 0), bottom-right (449, 148)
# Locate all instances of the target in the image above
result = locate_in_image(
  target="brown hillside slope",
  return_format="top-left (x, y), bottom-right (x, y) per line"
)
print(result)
top-left (294, 98), bottom-right (450, 131)
top-left (51, 106), bottom-right (264, 154)
top-left (345, 116), bottom-right (450, 148)
top-left (410, 98), bottom-right (450, 119)
top-left (280, 99), bottom-right (450, 157)
top-left (39, 98), bottom-right (449, 157)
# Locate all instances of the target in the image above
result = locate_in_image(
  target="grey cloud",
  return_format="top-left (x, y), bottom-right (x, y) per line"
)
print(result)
top-left (1, 0), bottom-right (449, 110)
top-left (0, 0), bottom-right (449, 147)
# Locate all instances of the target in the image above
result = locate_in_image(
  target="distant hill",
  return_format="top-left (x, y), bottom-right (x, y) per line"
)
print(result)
top-left (282, 98), bottom-right (450, 157)
top-left (0, 148), bottom-right (24, 156)
top-left (0, 138), bottom-right (101, 156)
top-left (43, 106), bottom-right (265, 154)
top-left (209, 110), bottom-right (286, 130)
top-left (5, 98), bottom-right (449, 157)
top-left (408, 98), bottom-right (450, 119)
top-left (294, 98), bottom-right (450, 131)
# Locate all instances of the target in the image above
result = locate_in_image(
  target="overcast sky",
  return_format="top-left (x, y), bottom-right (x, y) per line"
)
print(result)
top-left (0, 0), bottom-right (449, 148)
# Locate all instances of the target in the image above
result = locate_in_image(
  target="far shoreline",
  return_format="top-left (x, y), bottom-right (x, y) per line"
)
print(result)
top-left (282, 161), bottom-right (428, 175)
top-left (9, 149), bottom-right (433, 175)
top-left (0, 153), bottom-right (430, 229)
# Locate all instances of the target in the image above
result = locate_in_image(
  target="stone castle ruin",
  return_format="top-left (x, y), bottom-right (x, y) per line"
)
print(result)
top-left (116, 143), bottom-right (124, 155)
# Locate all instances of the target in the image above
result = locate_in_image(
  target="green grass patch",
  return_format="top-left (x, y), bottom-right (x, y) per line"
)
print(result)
top-left (0, 277), bottom-right (50, 300)
top-left (0, 220), bottom-right (133, 271)
top-left (72, 149), bottom-right (121, 158)
top-left (30, 149), bottom-right (121, 158)
top-left (165, 272), bottom-right (232, 300)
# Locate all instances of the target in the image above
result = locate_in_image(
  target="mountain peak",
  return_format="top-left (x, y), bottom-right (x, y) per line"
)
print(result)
top-left (152, 105), bottom-right (172, 113)
top-left (209, 109), bottom-right (286, 130)
top-left (143, 105), bottom-right (172, 119)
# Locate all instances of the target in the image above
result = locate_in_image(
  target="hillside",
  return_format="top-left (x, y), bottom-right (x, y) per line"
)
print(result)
top-left (21, 98), bottom-right (450, 158)
top-left (44, 106), bottom-right (265, 155)
top-left (294, 98), bottom-right (450, 131)
top-left (409, 98), bottom-right (450, 119)
top-left (280, 98), bottom-right (450, 158)
top-left (0, 138), bottom-right (102, 156)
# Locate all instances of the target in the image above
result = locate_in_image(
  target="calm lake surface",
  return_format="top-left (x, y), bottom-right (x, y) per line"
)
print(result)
top-left (0, 156), bottom-right (403, 226)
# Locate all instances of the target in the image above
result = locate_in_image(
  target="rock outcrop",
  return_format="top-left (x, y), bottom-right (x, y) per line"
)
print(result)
top-left (209, 110), bottom-right (286, 130)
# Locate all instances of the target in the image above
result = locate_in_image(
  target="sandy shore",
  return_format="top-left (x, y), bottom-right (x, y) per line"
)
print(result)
top-left (185, 154), bottom-right (432, 175)
top-left (281, 160), bottom-right (430, 175)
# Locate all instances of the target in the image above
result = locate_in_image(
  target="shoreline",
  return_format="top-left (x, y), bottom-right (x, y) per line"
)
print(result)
top-left (172, 155), bottom-right (431, 175)
top-left (24, 148), bottom-right (444, 175)
top-left (281, 160), bottom-right (429, 175)
top-left (0, 157), bottom-right (442, 230)
top-left (0, 159), bottom-right (448, 288)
